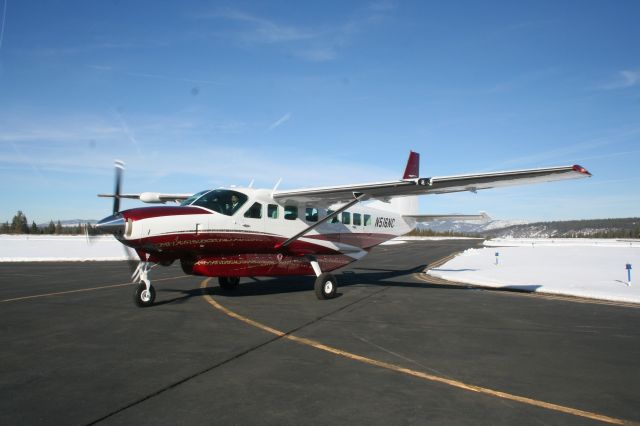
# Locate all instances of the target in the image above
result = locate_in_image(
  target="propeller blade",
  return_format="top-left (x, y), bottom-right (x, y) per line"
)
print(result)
top-left (124, 246), bottom-right (139, 276)
top-left (113, 160), bottom-right (125, 214)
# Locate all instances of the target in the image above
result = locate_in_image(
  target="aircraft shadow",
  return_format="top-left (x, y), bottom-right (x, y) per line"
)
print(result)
top-left (155, 262), bottom-right (482, 305)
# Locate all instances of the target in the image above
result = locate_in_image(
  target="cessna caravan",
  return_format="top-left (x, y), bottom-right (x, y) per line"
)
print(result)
top-left (96, 152), bottom-right (591, 307)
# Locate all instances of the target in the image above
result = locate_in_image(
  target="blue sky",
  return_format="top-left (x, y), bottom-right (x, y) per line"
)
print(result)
top-left (1, 0), bottom-right (639, 223)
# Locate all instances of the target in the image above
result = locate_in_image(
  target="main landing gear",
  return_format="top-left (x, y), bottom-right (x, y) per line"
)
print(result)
top-left (132, 261), bottom-right (156, 307)
top-left (309, 258), bottom-right (338, 300)
top-left (218, 276), bottom-right (240, 291)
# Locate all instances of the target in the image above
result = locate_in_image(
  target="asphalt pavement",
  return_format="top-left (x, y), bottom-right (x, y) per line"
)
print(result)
top-left (1, 239), bottom-right (639, 425)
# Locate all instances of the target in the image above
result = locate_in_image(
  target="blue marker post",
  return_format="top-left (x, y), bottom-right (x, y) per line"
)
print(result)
top-left (495, 252), bottom-right (499, 266)
top-left (626, 264), bottom-right (632, 287)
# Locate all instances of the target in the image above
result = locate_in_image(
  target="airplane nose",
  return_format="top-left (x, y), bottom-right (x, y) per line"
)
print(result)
top-left (96, 214), bottom-right (126, 236)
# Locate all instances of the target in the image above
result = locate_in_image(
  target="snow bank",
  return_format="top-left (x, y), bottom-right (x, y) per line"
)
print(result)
top-left (427, 240), bottom-right (640, 304)
top-left (0, 235), bottom-right (133, 261)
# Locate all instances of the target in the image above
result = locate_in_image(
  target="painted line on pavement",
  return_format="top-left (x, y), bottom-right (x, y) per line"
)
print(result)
top-left (1, 275), bottom-right (189, 303)
top-left (200, 278), bottom-right (637, 425)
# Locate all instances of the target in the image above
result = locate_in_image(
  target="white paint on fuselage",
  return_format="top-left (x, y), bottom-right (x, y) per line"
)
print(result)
top-left (124, 188), bottom-right (416, 257)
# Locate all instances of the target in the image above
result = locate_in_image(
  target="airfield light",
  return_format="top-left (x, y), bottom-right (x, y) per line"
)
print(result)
top-left (626, 264), bottom-right (632, 286)
top-left (495, 252), bottom-right (499, 266)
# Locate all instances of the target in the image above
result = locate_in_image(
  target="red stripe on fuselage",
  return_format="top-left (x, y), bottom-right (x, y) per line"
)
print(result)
top-left (121, 206), bottom-right (208, 221)
top-left (122, 231), bottom-right (343, 256)
top-left (121, 230), bottom-right (397, 257)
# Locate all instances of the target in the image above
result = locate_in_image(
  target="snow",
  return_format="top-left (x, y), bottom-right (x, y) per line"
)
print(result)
top-left (427, 238), bottom-right (640, 304)
top-left (0, 235), bottom-right (133, 261)
top-left (397, 236), bottom-right (482, 241)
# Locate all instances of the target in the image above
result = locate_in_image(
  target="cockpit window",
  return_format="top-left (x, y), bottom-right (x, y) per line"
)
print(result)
top-left (180, 190), bottom-right (209, 206)
top-left (183, 189), bottom-right (248, 216)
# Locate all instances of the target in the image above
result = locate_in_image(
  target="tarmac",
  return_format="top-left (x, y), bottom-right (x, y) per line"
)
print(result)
top-left (1, 239), bottom-right (639, 425)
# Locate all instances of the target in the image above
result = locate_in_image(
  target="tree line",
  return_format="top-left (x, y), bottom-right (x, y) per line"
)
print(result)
top-left (483, 218), bottom-right (640, 239)
top-left (1, 211), bottom-right (94, 235)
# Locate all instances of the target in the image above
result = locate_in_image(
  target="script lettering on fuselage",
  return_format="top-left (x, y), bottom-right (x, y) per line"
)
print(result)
top-left (375, 217), bottom-right (395, 228)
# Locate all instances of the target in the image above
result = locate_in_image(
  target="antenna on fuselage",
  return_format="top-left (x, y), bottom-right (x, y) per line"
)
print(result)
top-left (271, 177), bottom-right (282, 197)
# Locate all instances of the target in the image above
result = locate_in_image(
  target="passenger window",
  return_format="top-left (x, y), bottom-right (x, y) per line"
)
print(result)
top-left (342, 211), bottom-right (351, 225)
top-left (364, 214), bottom-right (372, 226)
top-left (328, 210), bottom-right (340, 223)
top-left (353, 213), bottom-right (362, 226)
top-left (244, 202), bottom-right (262, 219)
top-left (305, 207), bottom-right (318, 222)
top-left (268, 204), bottom-right (278, 219)
top-left (284, 205), bottom-right (298, 220)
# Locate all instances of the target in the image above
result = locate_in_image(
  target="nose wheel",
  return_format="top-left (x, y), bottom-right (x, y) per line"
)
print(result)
top-left (134, 283), bottom-right (156, 307)
top-left (132, 261), bottom-right (156, 307)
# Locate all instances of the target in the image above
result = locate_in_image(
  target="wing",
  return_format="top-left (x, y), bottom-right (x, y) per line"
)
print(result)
top-left (98, 192), bottom-right (193, 204)
top-left (273, 162), bottom-right (591, 206)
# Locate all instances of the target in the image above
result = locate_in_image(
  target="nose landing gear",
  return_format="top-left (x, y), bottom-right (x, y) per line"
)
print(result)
top-left (132, 261), bottom-right (156, 307)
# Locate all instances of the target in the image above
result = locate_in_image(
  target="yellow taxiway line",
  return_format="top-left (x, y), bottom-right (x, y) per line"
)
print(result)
top-left (201, 278), bottom-right (638, 425)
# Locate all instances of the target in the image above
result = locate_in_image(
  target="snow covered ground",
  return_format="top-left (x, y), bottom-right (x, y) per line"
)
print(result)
top-left (0, 235), bottom-right (133, 261)
top-left (427, 238), bottom-right (640, 304)
top-left (2, 235), bottom-right (639, 304)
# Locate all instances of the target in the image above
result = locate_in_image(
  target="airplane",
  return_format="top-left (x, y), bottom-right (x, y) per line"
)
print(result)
top-left (95, 151), bottom-right (591, 307)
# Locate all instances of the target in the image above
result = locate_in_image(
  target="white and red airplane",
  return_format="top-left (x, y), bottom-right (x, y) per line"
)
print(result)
top-left (96, 152), bottom-right (591, 307)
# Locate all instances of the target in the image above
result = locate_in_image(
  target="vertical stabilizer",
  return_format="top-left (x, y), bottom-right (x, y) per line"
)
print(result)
top-left (402, 151), bottom-right (420, 179)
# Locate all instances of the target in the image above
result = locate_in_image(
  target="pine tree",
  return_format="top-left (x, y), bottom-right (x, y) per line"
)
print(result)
top-left (31, 221), bottom-right (39, 234)
top-left (47, 220), bottom-right (56, 234)
top-left (11, 211), bottom-right (29, 234)
top-left (1, 221), bottom-right (9, 234)
top-left (55, 220), bottom-right (63, 234)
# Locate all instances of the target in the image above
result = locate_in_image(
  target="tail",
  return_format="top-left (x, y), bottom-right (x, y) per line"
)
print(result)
top-left (370, 151), bottom-right (420, 215)
top-left (402, 151), bottom-right (420, 179)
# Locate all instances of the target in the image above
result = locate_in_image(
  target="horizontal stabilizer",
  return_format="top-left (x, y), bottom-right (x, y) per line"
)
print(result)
top-left (403, 212), bottom-right (490, 222)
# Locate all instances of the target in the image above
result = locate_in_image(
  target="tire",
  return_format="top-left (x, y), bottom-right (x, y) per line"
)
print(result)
top-left (180, 258), bottom-right (195, 275)
top-left (315, 273), bottom-right (337, 300)
top-left (134, 283), bottom-right (156, 307)
top-left (218, 276), bottom-right (240, 291)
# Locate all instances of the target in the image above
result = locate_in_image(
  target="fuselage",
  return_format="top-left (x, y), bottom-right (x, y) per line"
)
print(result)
top-left (99, 188), bottom-right (416, 278)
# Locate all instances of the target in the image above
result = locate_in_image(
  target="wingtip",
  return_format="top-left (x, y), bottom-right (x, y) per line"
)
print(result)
top-left (572, 164), bottom-right (592, 176)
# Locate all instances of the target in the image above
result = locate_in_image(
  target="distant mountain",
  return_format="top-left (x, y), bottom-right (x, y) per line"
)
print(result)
top-left (417, 219), bottom-right (529, 234)
top-left (482, 218), bottom-right (640, 238)
top-left (418, 217), bottom-right (640, 238)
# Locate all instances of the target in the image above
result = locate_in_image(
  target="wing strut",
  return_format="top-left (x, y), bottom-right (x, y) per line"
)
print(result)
top-left (275, 192), bottom-right (366, 250)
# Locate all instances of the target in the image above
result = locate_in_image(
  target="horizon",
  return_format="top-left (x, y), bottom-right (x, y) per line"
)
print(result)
top-left (1, 1), bottom-right (639, 223)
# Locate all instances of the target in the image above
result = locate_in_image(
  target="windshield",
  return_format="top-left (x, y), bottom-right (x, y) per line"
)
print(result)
top-left (182, 189), bottom-right (248, 216)
top-left (180, 190), bottom-right (209, 206)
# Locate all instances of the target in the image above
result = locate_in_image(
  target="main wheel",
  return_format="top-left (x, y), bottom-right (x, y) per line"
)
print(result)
top-left (315, 273), bottom-right (338, 300)
top-left (218, 276), bottom-right (240, 291)
top-left (134, 283), bottom-right (156, 307)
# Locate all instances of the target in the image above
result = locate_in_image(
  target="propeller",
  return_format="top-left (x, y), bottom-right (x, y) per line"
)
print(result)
top-left (90, 160), bottom-right (140, 275)
top-left (112, 160), bottom-right (124, 214)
